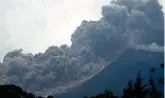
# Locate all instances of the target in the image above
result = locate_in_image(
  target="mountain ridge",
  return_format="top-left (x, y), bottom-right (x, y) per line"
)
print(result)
top-left (54, 48), bottom-right (164, 98)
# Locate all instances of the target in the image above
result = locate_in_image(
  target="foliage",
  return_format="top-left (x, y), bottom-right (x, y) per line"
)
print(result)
top-left (84, 64), bottom-right (164, 98)
top-left (0, 84), bottom-right (53, 98)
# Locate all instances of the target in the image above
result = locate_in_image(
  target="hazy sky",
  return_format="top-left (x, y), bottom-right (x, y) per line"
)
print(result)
top-left (0, 0), bottom-right (110, 61)
top-left (0, 0), bottom-right (164, 61)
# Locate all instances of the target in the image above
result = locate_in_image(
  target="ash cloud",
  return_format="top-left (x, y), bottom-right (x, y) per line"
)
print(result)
top-left (0, 46), bottom-right (109, 96)
top-left (0, 0), bottom-right (164, 96)
top-left (0, 0), bottom-right (110, 61)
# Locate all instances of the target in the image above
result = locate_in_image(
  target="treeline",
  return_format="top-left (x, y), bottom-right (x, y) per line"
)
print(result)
top-left (0, 84), bottom-right (54, 98)
top-left (84, 64), bottom-right (164, 98)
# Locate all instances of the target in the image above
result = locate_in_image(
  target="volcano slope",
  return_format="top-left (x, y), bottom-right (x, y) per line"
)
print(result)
top-left (54, 48), bottom-right (164, 98)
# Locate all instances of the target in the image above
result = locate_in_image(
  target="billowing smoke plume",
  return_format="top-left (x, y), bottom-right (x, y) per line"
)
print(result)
top-left (0, 45), bottom-right (109, 96)
top-left (0, 0), bottom-right (164, 96)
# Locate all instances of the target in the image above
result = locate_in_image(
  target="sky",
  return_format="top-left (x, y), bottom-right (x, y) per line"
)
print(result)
top-left (0, 0), bottom-right (164, 61)
top-left (0, 0), bottom-right (110, 61)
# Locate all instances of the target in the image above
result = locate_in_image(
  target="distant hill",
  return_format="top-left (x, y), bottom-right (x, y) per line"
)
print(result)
top-left (55, 48), bottom-right (164, 98)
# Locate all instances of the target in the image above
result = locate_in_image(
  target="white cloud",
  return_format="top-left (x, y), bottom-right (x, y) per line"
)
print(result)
top-left (135, 43), bottom-right (164, 52)
top-left (0, 0), bottom-right (110, 61)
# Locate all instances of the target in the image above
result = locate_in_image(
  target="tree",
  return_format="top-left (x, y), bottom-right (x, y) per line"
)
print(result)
top-left (148, 77), bottom-right (162, 98)
top-left (84, 88), bottom-right (119, 98)
top-left (0, 84), bottom-right (56, 98)
top-left (122, 80), bottom-right (134, 98)
top-left (133, 71), bottom-right (149, 98)
top-left (47, 95), bottom-right (54, 98)
top-left (122, 64), bottom-right (164, 98)
top-left (122, 72), bottom-right (149, 98)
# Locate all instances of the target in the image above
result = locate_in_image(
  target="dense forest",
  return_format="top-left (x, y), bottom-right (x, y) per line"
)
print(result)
top-left (0, 0), bottom-right (164, 97)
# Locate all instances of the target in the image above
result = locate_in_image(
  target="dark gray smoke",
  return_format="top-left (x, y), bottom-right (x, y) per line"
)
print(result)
top-left (0, 45), bottom-right (109, 96)
top-left (0, 0), bottom-right (164, 96)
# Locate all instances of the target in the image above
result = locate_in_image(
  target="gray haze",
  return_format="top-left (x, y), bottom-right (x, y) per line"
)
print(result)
top-left (0, 0), bottom-right (110, 61)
